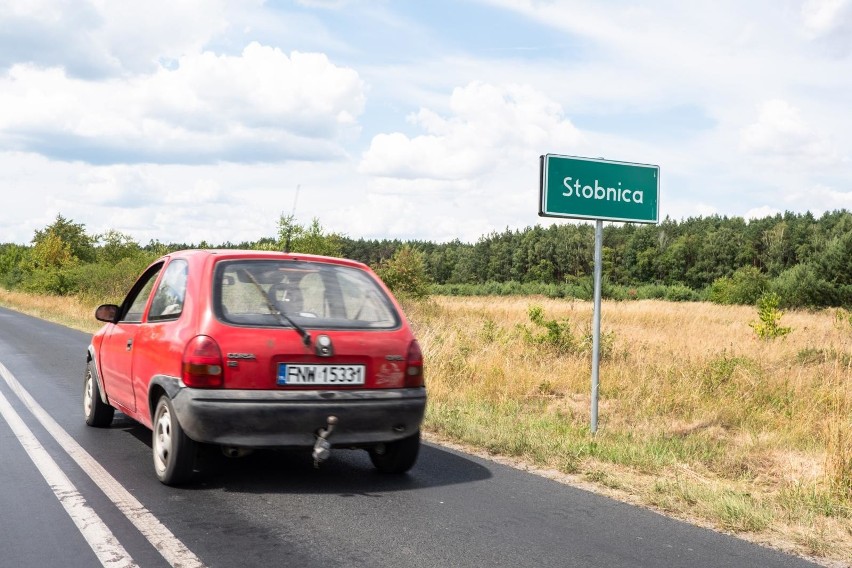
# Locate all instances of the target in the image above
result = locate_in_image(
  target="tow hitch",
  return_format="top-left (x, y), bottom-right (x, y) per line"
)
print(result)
top-left (312, 415), bottom-right (338, 468)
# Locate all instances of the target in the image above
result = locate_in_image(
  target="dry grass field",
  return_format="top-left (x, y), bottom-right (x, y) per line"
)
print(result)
top-left (2, 288), bottom-right (850, 565)
top-left (404, 296), bottom-right (851, 566)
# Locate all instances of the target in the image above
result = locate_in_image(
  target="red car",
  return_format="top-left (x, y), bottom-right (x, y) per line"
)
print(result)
top-left (84, 249), bottom-right (426, 485)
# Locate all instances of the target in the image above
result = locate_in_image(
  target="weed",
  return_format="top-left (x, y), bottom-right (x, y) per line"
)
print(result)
top-left (779, 484), bottom-right (851, 519)
top-left (797, 347), bottom-right (852, 367)
top-left (522, 305), bottom-right (579, 355)
top-left (579, 323), bottom-right (616, 360)
top-left (522, 304), bottom-right (616, 359)
top-left (834, 308), bottom-right (852, 332)
top-left (797, 347), bottom-right (827, 366)
top-left (800, 529), bottom-right (831, 558)
top-left (714, 492), bottom-right (773, 532)
top-left (585, 469), bottom-right (623, 489)
top-left (699, 353), bottom-right (755, 395)
top-left (537, 379), bottom-right (557, 396)
top-left (825, 391), bottom-right (852, 500)
top-left (480, 318), bottom-right (501, 343)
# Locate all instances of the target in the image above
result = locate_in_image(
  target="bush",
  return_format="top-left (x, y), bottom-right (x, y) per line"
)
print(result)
top-left (375, 245), bottom-right (432, 299)
top-left (708, 266), bottom-right (767, 305)
top-left (771, 264), bottom-right (840, 308)
top-left (521, 305), bottom-right (615, 359)
top-left (63, 254), bottom-right (157, 302)
top-left (522, 305), bottom-right (578, 355)
top-left (635, 284), bottom-right (668, 300)
top-left (0, 244), bottom-right (28, 286)
top-left (749, 292), bottom-right (792, 340)
top-left (20, 268), bottom-right (72, 295)
top-left (665, 284), bottom-right (700, 302)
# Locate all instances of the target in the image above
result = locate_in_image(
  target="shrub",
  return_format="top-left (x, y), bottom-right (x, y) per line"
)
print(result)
top-left (521, 305), bottom-right (614, 359)
top-left (771, 264), bottom-right (839, 308)
top-left (64, 254), bottom-right (157, 302)
top-left (20, 268), bottom-right (72, 295)
top-left (635, 284), bottom-right (669, 300)
top-left (835, 308), bottom-right (852, 332)
top-left (522, 305), bottom-right (578, 355)
top-left (749, 292), bottom-right (792, 340)
top-left (277, 215), bottom-right (344, 257)
top-left (375, 245), bottom-right (432, 299)
top-left (708, 267), bottom-right (767, 305)
top-left (665, 284), bottom-right (700, 302)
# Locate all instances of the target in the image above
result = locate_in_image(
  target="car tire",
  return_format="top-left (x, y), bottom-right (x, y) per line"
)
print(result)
top-left (84, 360), bottom-right (114, 427)
top-left (152, 395), bottom-right (196, 486)
top-left (369, 430), bottom-right (420, 474)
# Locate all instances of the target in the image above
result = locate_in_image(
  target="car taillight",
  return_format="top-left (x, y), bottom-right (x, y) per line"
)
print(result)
top-left (182, 336), bottom-right (223, 388)
top-left (404, 339), bottom-right (424, 388)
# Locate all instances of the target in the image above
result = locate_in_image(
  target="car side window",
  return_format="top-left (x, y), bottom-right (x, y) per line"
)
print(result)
top-left (121, 265), bottom-right (163, 323)
top-left (149, 260), bottom-right (189, 321)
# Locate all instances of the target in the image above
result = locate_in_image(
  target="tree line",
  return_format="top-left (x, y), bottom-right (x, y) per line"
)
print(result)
top-left (1, 210), bottom-right (850, 308)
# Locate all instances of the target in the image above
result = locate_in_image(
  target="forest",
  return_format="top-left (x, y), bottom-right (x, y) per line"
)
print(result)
top-left (1, 209), bottom-right (850, 308)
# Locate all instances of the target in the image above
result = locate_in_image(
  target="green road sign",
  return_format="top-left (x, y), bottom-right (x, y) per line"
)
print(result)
top-left (539, 154), bottom-right (660, 224)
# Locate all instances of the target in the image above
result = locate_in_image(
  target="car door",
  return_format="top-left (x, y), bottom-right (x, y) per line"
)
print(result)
top-left (131, 259), bottom-right (190, 414)
top-left (98, 263), bottom-right (163, 413)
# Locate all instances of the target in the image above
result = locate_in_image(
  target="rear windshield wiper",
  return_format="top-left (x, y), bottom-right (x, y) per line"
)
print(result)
top-left (240, 269), bottom-right (312, 348)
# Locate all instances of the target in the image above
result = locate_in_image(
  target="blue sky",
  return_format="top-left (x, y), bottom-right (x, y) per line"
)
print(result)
top-left (0, 0), bottom-right (850, 245)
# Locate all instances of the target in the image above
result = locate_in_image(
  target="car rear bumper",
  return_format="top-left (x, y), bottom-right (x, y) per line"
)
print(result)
top-left (169, 387), bottom-right (426, 448)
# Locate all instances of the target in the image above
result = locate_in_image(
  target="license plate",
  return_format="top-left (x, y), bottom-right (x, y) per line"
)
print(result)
top-left (277, 363), bottom-right (365, 385)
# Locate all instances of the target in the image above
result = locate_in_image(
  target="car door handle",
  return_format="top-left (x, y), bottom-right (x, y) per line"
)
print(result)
top-left (126, 339), bottom-right (133, 351)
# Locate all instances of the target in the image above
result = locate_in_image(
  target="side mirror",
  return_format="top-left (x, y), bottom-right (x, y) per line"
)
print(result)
top-left (95, 304), bottom-right (120, 323)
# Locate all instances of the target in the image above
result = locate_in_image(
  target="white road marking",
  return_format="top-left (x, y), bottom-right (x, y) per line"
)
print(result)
top-left (0, 362), bottom-right (206, 568)
top-left (0, 387), bottom-right (138, 568)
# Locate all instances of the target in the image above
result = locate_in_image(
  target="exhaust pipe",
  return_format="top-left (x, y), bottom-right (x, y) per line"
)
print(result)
top-left (312, 416), bottom-right (338, 467)
top-left (221, 447), bottom-right (253, 458)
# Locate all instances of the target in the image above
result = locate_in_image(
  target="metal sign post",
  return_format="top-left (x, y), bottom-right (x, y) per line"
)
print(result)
top-left (539, 154), bottom-right (660, 434)
top-left (591, 220), bottom-right (602, 433)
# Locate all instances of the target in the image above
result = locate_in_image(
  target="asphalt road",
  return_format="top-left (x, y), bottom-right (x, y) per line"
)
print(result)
top-left (0, 306), bottom-right (823, 568)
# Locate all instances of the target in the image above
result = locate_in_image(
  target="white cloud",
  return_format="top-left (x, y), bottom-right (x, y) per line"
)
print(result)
top-left (80, 168), bottom-right (158, 209)
top-left (801, 0), bottom-right (852, 54)
top-left (745, 206), bottom-right (782, 220)
top-left (1, 1), bottom-right (851, 247)
top-left (147, 43), bottom-right (364, 137)
top-left (79, 167), bottom-right (231, 209)
top-left (739, 99), bottom-right (838, 166)
top-left (664, 200), bottom-right (718, 221)
top-left (359, 81), bottom-right (582, 180)
top-left (783, 183), bottom-right (852, 212)
top-left (0, 0), bottom-right (234, 77)
top-left (296, 0), bottom-right (352, 8)
top-left (95, 0), bottom-right (232, 73)
top-left (0, 43), bottom-right (365, 164)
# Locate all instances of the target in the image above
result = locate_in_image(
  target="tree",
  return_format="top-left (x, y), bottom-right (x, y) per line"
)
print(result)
top-left (276, 215), bottom-right (344, 257)
top-left (97, 230), bottom-right (141, 263)
top-left (0, 243), bottom-right (28, 287)
top-left (27, 231), bottom-right (76, 271)
top-left (708, 266), bottom-right (768, 305)
top-left (375, 245), bottom-right (431, 299)
top-left (32, 214), bottom-right (96, 263)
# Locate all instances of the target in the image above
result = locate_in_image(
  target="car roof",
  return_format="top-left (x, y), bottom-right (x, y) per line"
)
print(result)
top-left (162, 249), bottom-right (370, 271)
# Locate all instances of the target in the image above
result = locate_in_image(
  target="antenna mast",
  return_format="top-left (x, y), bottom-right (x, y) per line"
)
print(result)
top-left (284, 184), bottom-right (300, 253)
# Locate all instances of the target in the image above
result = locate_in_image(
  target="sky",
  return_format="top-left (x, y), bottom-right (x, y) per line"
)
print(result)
top-left (0, 0), bottom-right (850, 246)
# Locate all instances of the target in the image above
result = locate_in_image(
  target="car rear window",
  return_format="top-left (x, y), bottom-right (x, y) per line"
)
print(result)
top-left (214, 260), bottom-right (401, 330)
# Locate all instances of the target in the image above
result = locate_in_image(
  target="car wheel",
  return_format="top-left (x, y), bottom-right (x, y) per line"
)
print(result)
top-left (152, 395), bottom-right (196, 486)
top-left (83, 360), bottom-right (114, 427)
top-left (369, 430), bottom-right (420, 474)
